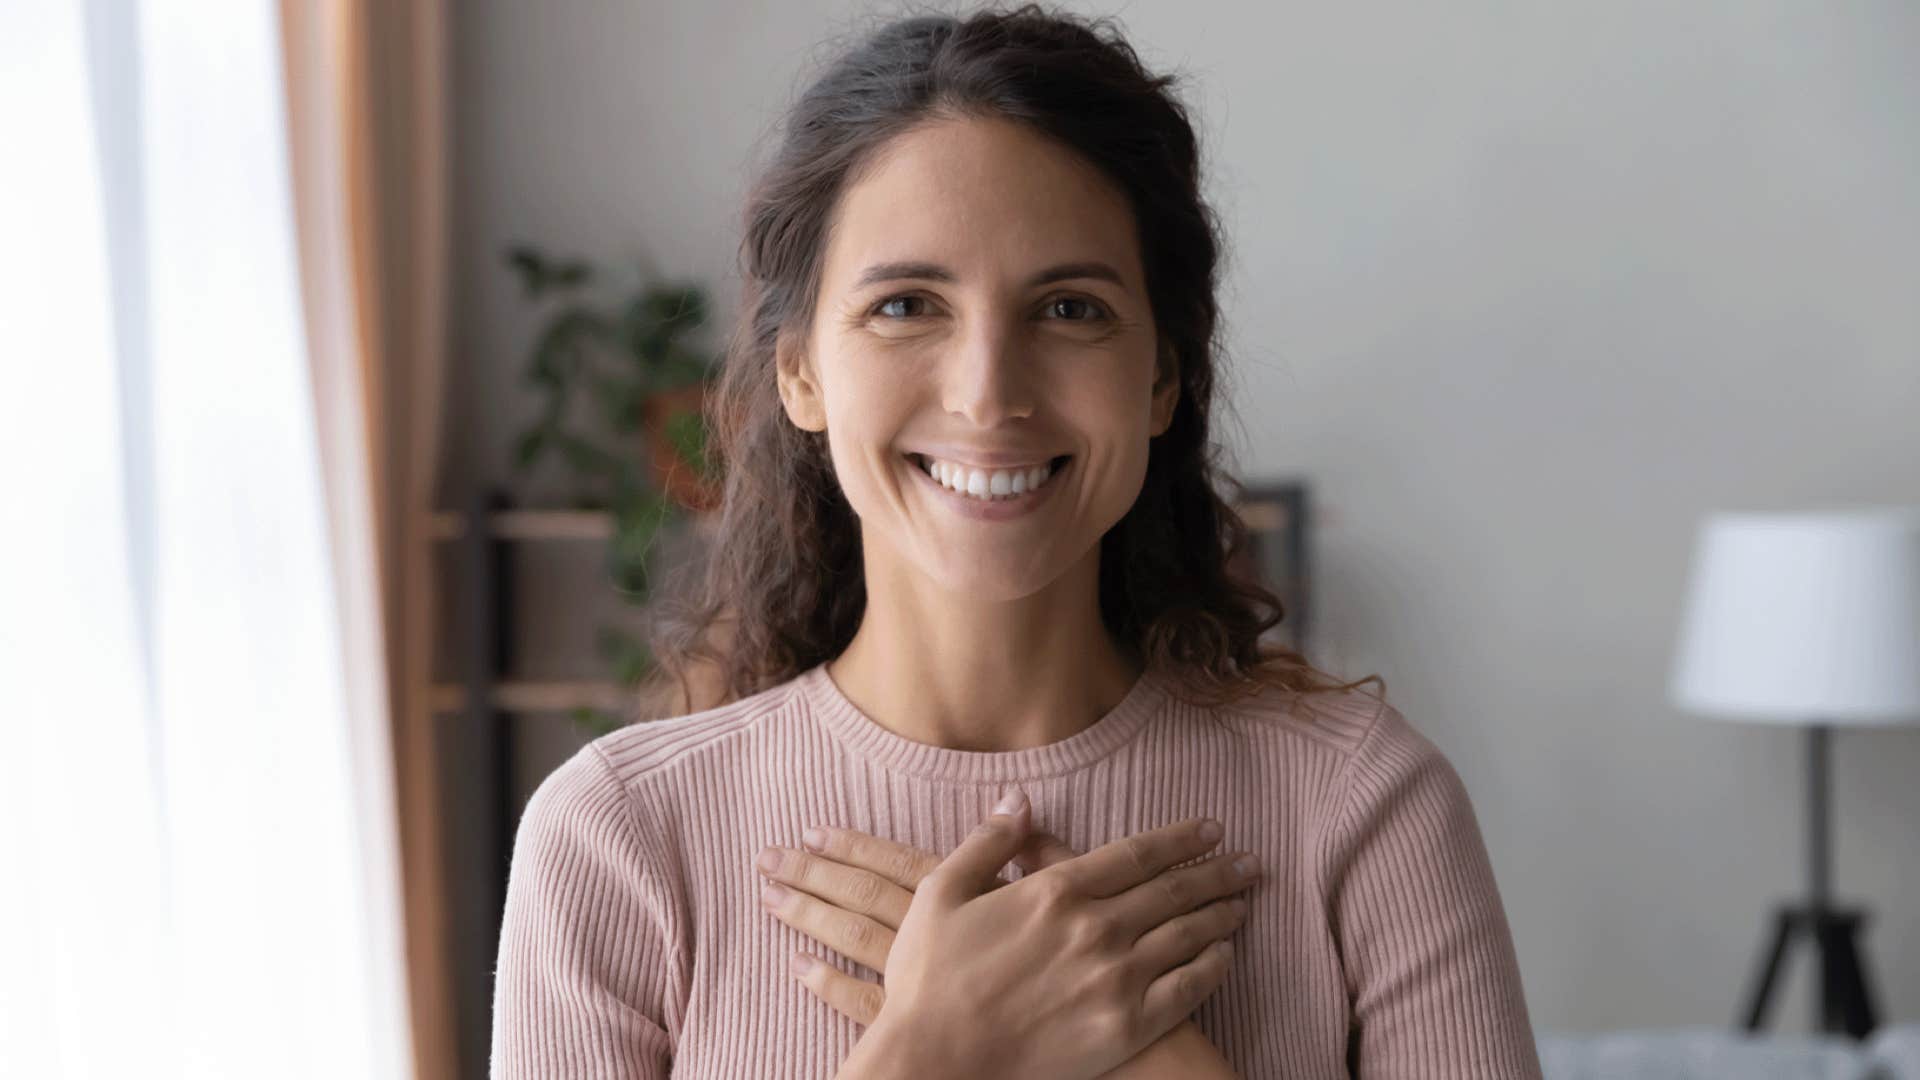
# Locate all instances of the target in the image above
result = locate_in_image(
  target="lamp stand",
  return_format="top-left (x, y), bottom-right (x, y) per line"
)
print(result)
top-left (1737, 723), bottom-right (1882, 1039)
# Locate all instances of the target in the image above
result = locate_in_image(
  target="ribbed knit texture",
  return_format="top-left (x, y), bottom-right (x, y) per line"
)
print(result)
top-left (491, 661), bottom-right (1543, 1078)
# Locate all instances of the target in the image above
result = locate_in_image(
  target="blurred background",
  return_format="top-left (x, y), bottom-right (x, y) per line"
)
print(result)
top-left (5, 2), bottom-right (1916, 1078)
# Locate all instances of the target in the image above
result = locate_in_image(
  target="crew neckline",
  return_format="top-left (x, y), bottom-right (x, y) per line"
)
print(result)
top-left (797, 659), bottom-right (1172, 783)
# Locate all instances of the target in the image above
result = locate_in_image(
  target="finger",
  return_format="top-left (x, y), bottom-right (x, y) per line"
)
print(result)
top-left (760, 879), bottom-right (895, 972)
top-left (1012, 829), bottom-right (1079, 875)
top-left (799, 827), bottom-right (942, 892)
top-left (1104, 849), bottom-right (1260, 939)
top-left (1049, 817), bottom-right (1225, 898)
top-left (984, 831), bottom-right (1073, 890)
top-left (1130, 895), bottom-right (1247, 977)
top-left (790, 952), bottom-right (886, 1028)
top-left (922, 787), bottom-right (1031, 904)
top-left (759, 845), bottom-right (912, 930)
top-left (1139, 937), bottom-right (1234, 1033)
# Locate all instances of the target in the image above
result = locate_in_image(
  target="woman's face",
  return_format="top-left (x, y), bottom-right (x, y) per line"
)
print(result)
top-left (776, 115), bottom-right (1179, 601)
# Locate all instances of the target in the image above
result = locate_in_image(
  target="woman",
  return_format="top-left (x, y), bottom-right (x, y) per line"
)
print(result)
top-left (492, 6), bottom-right (1542, 1078)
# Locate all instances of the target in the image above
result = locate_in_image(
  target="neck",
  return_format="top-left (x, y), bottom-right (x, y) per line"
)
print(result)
top-left (828, 539), bottom-right (1141, 753)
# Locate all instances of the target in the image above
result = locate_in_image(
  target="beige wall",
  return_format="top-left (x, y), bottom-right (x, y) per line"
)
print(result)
top-left (448, 0), bottom-right (1920, 1044)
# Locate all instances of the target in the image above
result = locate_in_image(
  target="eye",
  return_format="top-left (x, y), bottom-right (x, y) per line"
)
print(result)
top-left (870, 294), bottom-right (930, 319)
top-left (1043, 295), bottom-right (1110, 322)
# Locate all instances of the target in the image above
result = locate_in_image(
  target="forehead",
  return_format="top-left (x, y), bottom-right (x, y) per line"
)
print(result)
top-left (820, 115), bottom-right (1144, 292)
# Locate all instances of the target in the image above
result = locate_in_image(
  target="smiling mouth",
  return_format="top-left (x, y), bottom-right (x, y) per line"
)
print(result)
top-left (907, 452), bottom-right (1072, 501)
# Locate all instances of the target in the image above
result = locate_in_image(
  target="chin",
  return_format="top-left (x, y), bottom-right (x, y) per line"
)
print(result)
top-left (919, 555), bottom-right (1062, 603)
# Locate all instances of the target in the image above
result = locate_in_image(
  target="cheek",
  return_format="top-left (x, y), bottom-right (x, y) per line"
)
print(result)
top-left (818, 381), bottom-right (909, 499)
top-left (1069, 379), bottom-right (1156, 508)
top-left (1068, 374), bottom-right (1154, 448)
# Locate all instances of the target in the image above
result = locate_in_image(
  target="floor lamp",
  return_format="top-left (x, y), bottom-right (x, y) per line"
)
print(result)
top-left (1669, 507), bottom-right (1920, 1039)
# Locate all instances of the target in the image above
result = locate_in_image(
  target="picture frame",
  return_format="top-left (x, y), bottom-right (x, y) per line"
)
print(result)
top-left (1227, 479), bottom-right (1312, 655)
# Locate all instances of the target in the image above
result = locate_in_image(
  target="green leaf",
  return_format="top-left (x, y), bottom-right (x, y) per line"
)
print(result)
top-left (606, 489), bottom-right (673, 598)
top-left (535, 308), bottom-right (616, 371)
top-left (505, 245), bottom-right (547, 298)
top-left (592, 375), bottom-right (647, 432)
top-left (552, 432), bottom-right (621, 478)
top-left (622, 285), bottom-right (708, 368)
top-left (512, 426), bottom-right (547, 469)
top-left (506, 245), bottom-right (597, 302)
top-left (569, 706), bottom-right (624, 739)
top-left (652, 285), bottom-right (707, 335)
top-left (595, 626), bottom-right (655, 683)
top-left (623, 306), bottom-right (668, 365)
top-left (657, 344), bottom-right (712, 389)
top-left (661, 410), bottom-right (710, 479)
top-left (550, 261), bottom-right (593, 289)
top-left (611, 644), bottom-right (654, 685)
top-left (526, 356), bottom-right (562, 389)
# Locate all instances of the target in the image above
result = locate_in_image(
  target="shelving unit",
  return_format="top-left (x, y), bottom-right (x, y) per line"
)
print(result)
top-left (430, 488), bottom-right (696, 1080)
top-left (428, 507), bottom-right (616, 542)
top-left (430, 488), bottom-right (723, 868)
top-left (426, 679), bottom-right (633, 715)
top-left (429, 496), bottom-right (722, 723)
top-left (429, 501), bottom-right (623, 726)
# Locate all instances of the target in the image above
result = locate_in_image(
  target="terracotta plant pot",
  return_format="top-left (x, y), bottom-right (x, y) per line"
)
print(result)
top-left (638, 380), bottom-right (722, 514)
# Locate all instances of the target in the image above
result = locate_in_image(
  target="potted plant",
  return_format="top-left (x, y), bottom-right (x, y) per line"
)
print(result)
top-left (504, 244), bottom-right (722, 732)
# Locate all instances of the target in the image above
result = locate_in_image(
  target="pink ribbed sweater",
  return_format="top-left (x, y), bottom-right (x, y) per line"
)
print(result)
top-left (491, 661), bottom-right (1542, 1078)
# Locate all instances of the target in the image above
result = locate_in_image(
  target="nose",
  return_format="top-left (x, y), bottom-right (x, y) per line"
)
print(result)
top-left (942, 317), bottom-right (1035, 427)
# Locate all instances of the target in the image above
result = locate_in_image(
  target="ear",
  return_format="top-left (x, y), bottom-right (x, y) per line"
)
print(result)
top-left (1149, 338), bottom-right (1181, 437)
top-left (774, 325), bottom-right (828, 433)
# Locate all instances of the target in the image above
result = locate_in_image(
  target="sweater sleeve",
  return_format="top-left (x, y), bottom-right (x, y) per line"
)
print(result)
top-left (1318, 702), bottom-right (1543, 1080)
top-left (491, 741), bottom-right (679, 1078)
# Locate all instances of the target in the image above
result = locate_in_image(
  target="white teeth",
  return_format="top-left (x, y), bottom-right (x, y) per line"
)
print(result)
top-left (915, 454), bottom-right (1061, 502)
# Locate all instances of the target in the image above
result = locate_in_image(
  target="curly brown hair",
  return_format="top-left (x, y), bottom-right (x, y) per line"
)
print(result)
top-left (640, 3), bottom-right (1383, 719)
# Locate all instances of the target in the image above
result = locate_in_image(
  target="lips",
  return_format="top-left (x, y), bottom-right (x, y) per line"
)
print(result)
top-left (902, 450), bottom-right (1073, 518)
top-left (908, 453), bottom-right (1071, 499)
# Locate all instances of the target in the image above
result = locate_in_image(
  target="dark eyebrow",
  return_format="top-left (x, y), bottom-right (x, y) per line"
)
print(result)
top-left (851, 260), bottom-right (1126, 291)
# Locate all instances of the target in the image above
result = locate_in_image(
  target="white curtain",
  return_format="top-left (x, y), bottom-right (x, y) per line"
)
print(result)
top-left (0, 5), bottom-right (413, 1078)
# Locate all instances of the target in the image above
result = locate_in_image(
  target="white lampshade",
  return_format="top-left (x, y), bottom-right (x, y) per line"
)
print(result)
top-left (1670, 507), bottom-right (1920, 726)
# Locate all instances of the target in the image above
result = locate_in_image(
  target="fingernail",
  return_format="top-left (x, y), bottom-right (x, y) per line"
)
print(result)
top-left (760, 881), bottom-right (787, 906)
top-left (802, 827), bottom-right (827, 852)
top-left (993, 788), bottom-right (1027, 817)
top-left (756, 848), bottom-right (781, 874)
top-left (790, 952), bottom-right (815, 976)
top-left (1199, 819), bottom-right (1223, 842)
top-left (1234, 854), bottom-right (1260, 877)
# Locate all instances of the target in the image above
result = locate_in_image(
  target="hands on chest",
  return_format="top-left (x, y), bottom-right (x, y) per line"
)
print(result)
top-left (753, 788), bottom-right (1262, 1080)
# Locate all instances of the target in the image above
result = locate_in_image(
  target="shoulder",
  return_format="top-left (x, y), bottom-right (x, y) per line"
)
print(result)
top-left (1198, 676), bottom-right (1392, 764)
top-left (513, 736), bottom-right (647, 869)
top-left (1211, 679), bottom-right (1454, 781)
top-left (1333, 698), bottom-right (1467, 811)
top-left (1205, 681), bottom-right (1475, 841)
top-left (585, 672), bottom-right (806, 790)
top-left (516, 674), bottom-right (803, 855)
top-left (1311, 697), bottom-right (1487, 865)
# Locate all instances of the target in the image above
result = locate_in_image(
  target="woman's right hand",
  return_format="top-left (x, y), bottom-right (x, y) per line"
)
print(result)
top-left (849, 786), bottom-right (1260, 1080)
